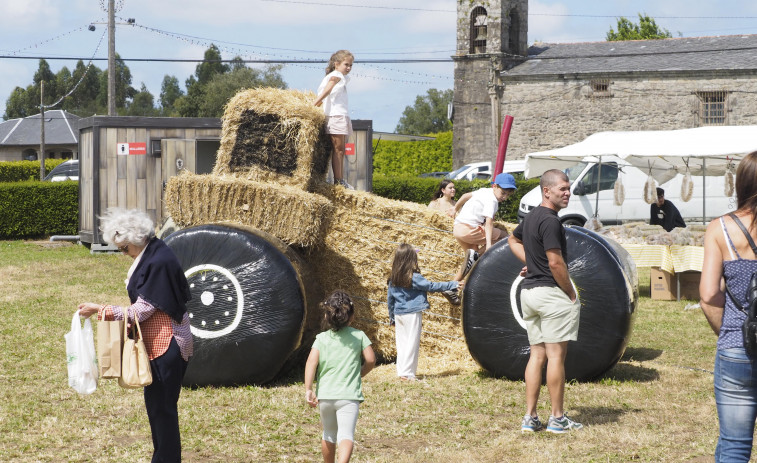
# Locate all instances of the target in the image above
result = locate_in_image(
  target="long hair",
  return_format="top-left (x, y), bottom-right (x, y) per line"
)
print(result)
top-left (389, 243), bottom-right (419, 288)
top-left (431, 180), bottom-right (454, 201)
top-left (325, 49), bottom-right (354, 74)
top-left (321, 290), bottom-right (355, 331)
top-left (736, 151), bottom-right (757, 231)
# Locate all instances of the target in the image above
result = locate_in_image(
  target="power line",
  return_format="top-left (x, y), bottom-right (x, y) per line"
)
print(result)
top-left (0, 55), bottom-right (451, 64)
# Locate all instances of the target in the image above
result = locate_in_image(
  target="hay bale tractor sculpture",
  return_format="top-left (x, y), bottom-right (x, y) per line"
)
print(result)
top-left (162, 89), bottom-right (638, 387)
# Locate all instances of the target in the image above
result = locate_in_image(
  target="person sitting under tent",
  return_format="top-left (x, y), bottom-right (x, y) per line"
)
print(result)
top-left (650, 187), bottom-right (686, 232)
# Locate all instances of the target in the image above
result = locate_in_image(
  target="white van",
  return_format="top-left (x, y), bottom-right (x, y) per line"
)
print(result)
top-left (517, 156), bottom-right (736, 226)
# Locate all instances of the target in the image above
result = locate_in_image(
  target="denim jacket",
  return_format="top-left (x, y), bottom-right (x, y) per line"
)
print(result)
top-left (387, 273), bottom-right (458, 323)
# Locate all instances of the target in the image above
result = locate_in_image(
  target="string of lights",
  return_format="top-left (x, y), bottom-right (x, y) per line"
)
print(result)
top-left (43, 28), bottom-right (108, 110)
top-left (3, 26), bottom-right (96, 57)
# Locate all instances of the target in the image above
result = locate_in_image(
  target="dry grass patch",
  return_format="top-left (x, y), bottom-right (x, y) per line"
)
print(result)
top-left (0, 243), bottom-right (720, 462)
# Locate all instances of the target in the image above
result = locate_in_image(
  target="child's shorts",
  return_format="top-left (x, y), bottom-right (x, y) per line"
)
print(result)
top-left (326, 115), bottom-right (353, 136)
top-left (520, 286), bottom-right (580, 344)
top-left (319, 399), bottom-right (360, 443)
top-left (453, 223), bottom-right (506, 248)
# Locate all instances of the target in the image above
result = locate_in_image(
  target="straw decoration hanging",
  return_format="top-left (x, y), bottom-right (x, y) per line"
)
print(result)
top-left (613, 175), bottom-right (625, 206)
top-left (725, 160), bottom-right (735, 197)
top-left (680, 160), bottom-right (694, 202)
top-left (643, 164), bottom-right (657, 204)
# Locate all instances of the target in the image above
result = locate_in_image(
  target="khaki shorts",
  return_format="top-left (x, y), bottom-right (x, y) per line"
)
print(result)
top-left (520, 286), bottom-right (580, 344)
top-left (326, 115), bottom-right (353, 136)
top-left (453, 223), bottom-right (506, 250)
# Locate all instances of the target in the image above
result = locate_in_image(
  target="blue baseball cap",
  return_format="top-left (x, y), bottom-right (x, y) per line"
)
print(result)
top-left (493, 172), bottom-right (516, 189)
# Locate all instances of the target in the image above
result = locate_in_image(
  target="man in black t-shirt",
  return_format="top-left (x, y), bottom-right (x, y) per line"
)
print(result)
top-left (509, 169), bottom-right (583, 434)
top-left (650, 187), bottom-right (686, 232)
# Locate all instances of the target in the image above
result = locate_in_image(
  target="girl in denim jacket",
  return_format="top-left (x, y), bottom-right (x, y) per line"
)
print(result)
top-left (387, 243), bottom-right (463, 381)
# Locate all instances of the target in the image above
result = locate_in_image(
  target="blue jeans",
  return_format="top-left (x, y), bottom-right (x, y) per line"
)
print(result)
top-left (714, 347), bottom-right (757, 462)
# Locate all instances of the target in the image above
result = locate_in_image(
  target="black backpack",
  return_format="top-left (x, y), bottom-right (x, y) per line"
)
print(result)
top-left (724, 213), bottom-right (757, 357)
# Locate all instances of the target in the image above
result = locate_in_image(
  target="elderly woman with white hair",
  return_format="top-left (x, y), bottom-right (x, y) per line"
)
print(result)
top-left (78, 208), bottom-right (192, 463)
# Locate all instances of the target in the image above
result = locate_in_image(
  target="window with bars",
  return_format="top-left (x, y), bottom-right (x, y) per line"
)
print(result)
top-left (470, 7), bottom-right (487, 54)
top-left (589, 79), bottom-right (611, 98)
top-left (697, 91), bottom-right (728, 125)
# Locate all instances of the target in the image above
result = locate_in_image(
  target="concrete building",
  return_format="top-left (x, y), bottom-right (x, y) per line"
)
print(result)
top-left (452, 1), bottom-right (757, 167)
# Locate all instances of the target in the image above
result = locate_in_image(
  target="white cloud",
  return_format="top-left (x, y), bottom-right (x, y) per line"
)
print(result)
top-left (528, 1), bottom-right (571, 43)
top-left (0, 0), bottom-right (62, 30)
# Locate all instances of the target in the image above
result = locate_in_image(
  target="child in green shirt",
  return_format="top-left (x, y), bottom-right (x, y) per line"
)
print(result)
top-left (305, 291), bottom-right (376, 463)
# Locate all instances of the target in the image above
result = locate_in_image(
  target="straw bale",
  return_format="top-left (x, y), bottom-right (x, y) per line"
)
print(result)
top-left (213, 88), bottom-right (331, 191)
top-left (164, 172), bottom-right (334, 248)
top-left (303, 186), bottom-right (478, 362)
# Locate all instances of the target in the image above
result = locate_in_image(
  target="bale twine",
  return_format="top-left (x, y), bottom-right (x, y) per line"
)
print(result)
top-left (213, 88), bottom-right (332, 191)
top-left (165, 172), bottom-right (334, 248)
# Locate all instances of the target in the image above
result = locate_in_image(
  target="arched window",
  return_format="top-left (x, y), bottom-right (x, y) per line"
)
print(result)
top-left (509, 9), bottom-right (521, 54)
top-left (470, 7), bottom-right (487, 54)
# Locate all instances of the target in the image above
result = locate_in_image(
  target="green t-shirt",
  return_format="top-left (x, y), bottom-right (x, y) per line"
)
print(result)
top-left (312, 326), bottom-right (372, 402)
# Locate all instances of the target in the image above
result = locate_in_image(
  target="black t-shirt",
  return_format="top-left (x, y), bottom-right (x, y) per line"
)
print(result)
top-left (650, 200), bottom-right (686, 232)
top-left (512, 205), bottom-right (567, 290)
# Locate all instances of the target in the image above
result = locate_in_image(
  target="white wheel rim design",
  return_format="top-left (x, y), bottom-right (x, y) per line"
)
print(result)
top-left (185, 264), bottom-right (244, 339)
top-left (509, 275), bottom-right (579, 331)
top-left (509, 275), bottom-right (527, 330)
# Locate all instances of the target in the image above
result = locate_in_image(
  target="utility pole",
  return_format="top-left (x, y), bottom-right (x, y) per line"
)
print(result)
top-left (108, 0), bottom-right (116, 116)
top-left (40, 82), bottom-right (45, 180)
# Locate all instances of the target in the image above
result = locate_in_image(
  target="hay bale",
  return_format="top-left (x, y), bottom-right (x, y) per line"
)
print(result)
top-left (165, 172), bottom-right (334, 248)
top-left (213, 88), bottom-right (332, 190)
top-left (303, 186), bottom-right (470, 361)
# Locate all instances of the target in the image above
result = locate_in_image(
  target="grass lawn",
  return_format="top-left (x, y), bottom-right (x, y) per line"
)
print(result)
top-left (0, 241), bottom-right (721, 462)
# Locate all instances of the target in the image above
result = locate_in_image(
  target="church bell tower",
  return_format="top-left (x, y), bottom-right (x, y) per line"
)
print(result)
top-left (452, 1), bottom-right (528, 167)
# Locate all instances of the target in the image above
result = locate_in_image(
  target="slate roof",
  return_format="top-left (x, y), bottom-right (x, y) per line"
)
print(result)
top-left (503, 34), bottom-right (757, 79)
top-left (0, 110), bottom-right (80, 146)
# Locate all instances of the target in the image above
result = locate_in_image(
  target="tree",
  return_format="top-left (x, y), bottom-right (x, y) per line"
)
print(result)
top-left (198, 65), bottom-right (287, 117)
top-left (395, 88), bottom-right (453, 135)
top-left (606, 14), bottom-right (672, 41)
top-left (159, 75), bottom-right (184, 115)
top-left (96, 53), bottom-right (137, 112)
top-left (126, 83), bottom-right (158, 116)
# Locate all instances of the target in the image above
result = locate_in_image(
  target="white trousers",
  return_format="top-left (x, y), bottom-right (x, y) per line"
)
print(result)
top-left (395, 312), bottom-right (422, 378)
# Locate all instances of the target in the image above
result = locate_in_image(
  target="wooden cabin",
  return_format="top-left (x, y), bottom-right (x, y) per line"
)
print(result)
top-left (76, 116), bottom-right (372, 246)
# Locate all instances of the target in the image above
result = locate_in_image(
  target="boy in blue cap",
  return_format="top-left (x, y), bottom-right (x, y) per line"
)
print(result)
top-left (452, 172), bottom-right (517, 256)
top-left (443, 172), bottom-right (517, 305)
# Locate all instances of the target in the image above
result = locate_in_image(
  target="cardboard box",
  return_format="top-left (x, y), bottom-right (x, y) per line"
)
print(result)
top-left (650, 267), bottom-right (701, 301)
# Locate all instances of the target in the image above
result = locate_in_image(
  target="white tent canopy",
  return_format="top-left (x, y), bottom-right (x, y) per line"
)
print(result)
top-left (524, 126), bottom-right (757, 183)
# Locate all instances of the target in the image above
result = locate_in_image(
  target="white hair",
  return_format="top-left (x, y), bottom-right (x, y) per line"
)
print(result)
top-left (99, 208), bottom-right (155, 247)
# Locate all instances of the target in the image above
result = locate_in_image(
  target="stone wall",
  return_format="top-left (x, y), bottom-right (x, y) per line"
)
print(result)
top-left (452, 56), bottom-right (497, 168)
top-left (456, 73), bottom-right (757, 163)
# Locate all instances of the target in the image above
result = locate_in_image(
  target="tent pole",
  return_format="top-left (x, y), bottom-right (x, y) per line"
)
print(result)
top-left (594, 156), bottom-right (602, 218)
top-left (702, 158), bottom-right (706, 224)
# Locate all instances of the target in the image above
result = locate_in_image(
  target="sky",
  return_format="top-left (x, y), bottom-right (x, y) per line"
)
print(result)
top-left (2, 0), bottom-right (757, 132)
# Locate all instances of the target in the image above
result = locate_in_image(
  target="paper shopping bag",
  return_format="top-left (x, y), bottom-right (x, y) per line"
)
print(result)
top-left (97, 319), bottom-right (124, 378)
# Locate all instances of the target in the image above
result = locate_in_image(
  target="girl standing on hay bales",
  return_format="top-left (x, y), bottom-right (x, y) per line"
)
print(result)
top-left (305, 291), bottom-right (375, 463)
top-left (315, 49), bottom-right (355, 190)
top-left (387, 243), bottom-right (464, 381)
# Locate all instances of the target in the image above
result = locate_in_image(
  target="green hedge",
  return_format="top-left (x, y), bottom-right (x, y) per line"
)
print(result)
top-left (0, 181), bottom-right (78, 238)
top-left (373, 131), bottom-right (453, 176)
top-left (372, 174), bottom-right (541, 223)
top-left (0, 159), bottom-right (66, 183)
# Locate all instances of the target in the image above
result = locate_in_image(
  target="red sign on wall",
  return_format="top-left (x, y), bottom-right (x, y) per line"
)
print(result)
top-left (345, 143), bottom-right (355, 156)
top-left (116, 142), bottom-right (147, 155)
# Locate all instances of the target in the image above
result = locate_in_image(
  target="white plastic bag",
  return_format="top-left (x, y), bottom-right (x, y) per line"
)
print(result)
top-left (65, 310), bottom-right (99, 394)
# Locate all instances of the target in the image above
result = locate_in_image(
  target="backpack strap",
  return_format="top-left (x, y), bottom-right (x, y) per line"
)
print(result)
top-left (728, 213), bottom-right (757, 256)
top-left (725, 282), bottom-right (747, 314)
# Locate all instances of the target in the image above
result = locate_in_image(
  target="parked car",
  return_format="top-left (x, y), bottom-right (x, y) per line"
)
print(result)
top-left (445, 160), bottom-right (526, 181)
top-left (418, 171), bottom-right (449, 178)
top-left (43, 160), bottom-right (79, 182)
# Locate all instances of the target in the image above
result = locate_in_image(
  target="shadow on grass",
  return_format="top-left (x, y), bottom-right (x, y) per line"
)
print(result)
top-left (421, 369), bottom-right (466, 379)
top-left (621, 346), bottom-right (664, 362)
top-left (572, 405), bottom-right (640, 426)
top-left (601, 361), bottom-right (660, 383)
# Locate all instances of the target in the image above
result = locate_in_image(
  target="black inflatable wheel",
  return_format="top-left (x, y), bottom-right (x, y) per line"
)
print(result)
top-left (165, 224), bottom-right (306, 386)
top-left (462, 228), bottom-right (635, 381)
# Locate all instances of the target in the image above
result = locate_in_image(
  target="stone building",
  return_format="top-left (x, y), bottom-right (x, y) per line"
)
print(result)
top-left (452, 1), bottom-right (757, 167)
top-left (0, 110), bottom-right (79, 161)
